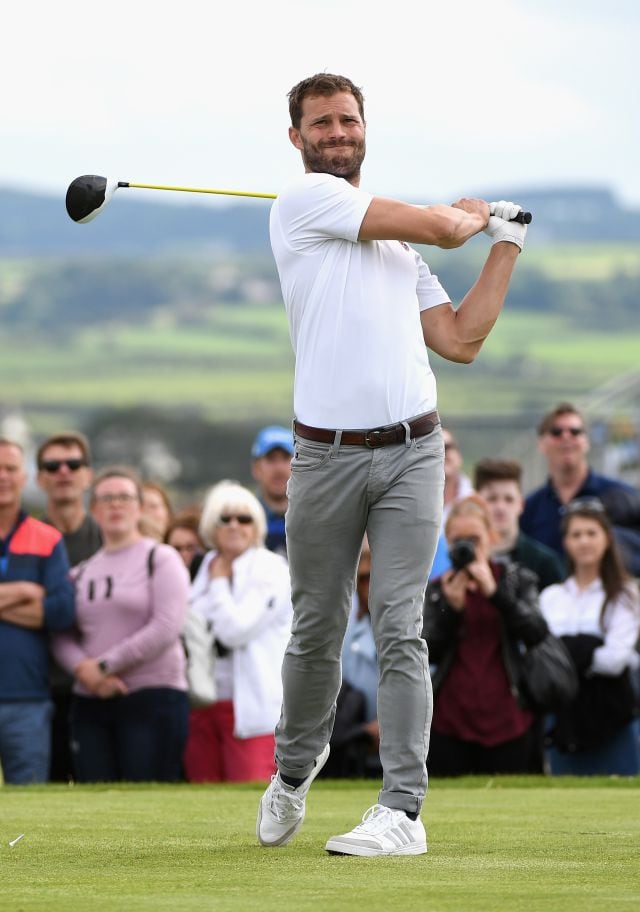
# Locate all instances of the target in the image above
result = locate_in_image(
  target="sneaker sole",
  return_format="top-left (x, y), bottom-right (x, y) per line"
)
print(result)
top-left (325, 839), bottom-right (427, 857)
top-left (257, 743), bottom-right (331, 848)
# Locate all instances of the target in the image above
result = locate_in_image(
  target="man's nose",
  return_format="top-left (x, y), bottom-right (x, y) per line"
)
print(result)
top-left (327, 117), bottom-right (347, 139)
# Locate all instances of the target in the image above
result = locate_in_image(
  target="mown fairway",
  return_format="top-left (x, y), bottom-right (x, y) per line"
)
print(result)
top-left (2, 778), bottom-right (639, 912)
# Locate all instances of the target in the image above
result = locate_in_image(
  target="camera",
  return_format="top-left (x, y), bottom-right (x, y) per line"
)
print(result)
top-left (448, 539), bottom-right (476, 572)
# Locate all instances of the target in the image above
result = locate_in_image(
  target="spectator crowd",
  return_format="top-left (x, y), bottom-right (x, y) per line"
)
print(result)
top-left (0, 402), bottom-right (638, 785)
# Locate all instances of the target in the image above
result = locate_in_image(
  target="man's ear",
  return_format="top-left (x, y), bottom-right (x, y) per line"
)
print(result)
top-left (289, 126), bottom-right (303, 151)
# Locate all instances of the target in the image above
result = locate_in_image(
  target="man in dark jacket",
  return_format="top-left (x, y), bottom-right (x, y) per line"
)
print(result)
top-left (0, 439), bottom-right (75, 784)
top-left (520, 403), bottom-right (640, 575)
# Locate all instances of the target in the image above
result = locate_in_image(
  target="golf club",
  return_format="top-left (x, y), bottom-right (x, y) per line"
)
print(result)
top-left (66, 174), bottom-right (533, 226)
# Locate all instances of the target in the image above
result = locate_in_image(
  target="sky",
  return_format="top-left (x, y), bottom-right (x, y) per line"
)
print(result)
top-left (3, 0), bottom-right (639, 209)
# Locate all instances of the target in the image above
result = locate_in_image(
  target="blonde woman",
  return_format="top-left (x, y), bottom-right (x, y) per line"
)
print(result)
top-left (183, 480), bottom-right (292, 782)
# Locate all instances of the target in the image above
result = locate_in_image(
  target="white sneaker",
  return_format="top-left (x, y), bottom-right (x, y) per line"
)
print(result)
top-left (257, 744), bottom-right (330, 847)
top-left (325, 804), bottom-right (427, 857)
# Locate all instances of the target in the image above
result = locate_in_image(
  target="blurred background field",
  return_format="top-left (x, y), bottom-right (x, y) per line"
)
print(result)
top-left (2, 185), bottom-right (639, 506)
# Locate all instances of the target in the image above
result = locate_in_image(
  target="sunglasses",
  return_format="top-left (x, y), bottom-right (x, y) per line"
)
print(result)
top-left (219, 514), bottom-right (254, 525)
top-left (357, 571), bottom-right (371, 582)
top-left (561, 497), bottom-right (606, 516)
top-left (41, 458), bottom-right (87, 473)
top-left (94, 492), bottom-right (138, 505)
top-left (547, 426), bottom-right (585, 438)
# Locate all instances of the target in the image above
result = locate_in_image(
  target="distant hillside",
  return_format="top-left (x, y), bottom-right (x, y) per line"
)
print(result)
top-left (2, 184), bottom-right (640, 256)
top-left (0, 185), bottom-right (271, 256)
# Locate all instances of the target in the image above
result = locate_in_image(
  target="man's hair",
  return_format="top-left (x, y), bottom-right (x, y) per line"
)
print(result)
top-left (0, 437), bottom-right (24, 454)
top-left (37, 431), bottom-right (91, 468)
top-left (288, 73), bottom-right (365, 129)
top-left (474, 458), bottom-right (522, 491)
top-left (537, 402), bottom-right (586, 436)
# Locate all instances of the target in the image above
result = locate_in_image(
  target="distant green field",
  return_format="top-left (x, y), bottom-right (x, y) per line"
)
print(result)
top-left (2, 302), bottom-right (638, 425)
top-left (2, 778), bottom-right (639, 912)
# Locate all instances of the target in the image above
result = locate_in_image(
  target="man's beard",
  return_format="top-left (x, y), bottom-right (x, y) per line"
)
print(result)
top-left (301, 138), bottom-right (366, 182)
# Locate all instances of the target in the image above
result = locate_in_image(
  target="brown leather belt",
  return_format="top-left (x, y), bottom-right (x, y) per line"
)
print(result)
top-left (294, 410), bottom-right (440, 449)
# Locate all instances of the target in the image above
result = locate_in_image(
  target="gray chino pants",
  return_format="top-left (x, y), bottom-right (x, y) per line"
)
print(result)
top-left (276, 424), bottom-right (444, 813)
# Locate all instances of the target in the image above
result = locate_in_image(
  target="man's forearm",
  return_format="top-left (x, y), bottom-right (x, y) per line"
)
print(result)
top-left (0, 600), bottom-right (45, 629)
top-left (0, 581), bottom-right (42, 610)
top-left (450, 241), bottom-right (520, 356)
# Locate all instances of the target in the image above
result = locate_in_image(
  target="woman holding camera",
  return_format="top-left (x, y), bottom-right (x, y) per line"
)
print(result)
top-left (423, 495), bottom-right (549, 776)
top-left (540, 498), bottom-right (640, 775)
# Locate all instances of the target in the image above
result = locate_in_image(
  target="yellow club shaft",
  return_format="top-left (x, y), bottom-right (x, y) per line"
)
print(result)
top-left (122, 182), bottom-right (277, 200)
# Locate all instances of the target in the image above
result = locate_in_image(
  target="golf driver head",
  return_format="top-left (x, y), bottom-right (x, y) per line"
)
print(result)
top-left (66, 174), bottom-right (119, 223)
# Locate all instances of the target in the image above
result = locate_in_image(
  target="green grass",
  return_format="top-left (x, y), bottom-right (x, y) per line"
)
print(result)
top-left (2, 779), bottom-right (639, 911)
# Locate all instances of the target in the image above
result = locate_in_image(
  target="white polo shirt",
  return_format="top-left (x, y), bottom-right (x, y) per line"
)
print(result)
top-left (270, 173), bottom-right (450, 429)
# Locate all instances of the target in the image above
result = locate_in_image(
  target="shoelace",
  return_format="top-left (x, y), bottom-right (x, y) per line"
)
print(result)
top-left (353, 804), bottom-right (400, 835)
top-left (267, 775), bottom-right (304, 821)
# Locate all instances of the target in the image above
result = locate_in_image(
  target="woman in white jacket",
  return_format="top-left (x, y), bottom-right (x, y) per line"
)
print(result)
top-left (183, 480), bottom-right (292, 782)
top-left (540, 497), bottom-right (640, 775)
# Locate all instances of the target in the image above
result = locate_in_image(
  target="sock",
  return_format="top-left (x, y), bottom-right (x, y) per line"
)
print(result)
top-left (405, 811), bottom-right (418, 821)
top-left (280, 773), bottom-right (305, 788)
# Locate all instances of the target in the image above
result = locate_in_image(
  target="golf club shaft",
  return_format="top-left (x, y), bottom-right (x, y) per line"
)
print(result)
top-left (118, 182), bottom-right (277, 200)
top-left (118, 182), bottom-right (531, 222)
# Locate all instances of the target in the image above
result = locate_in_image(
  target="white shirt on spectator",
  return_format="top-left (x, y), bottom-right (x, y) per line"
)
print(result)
top-left (540, 577), bottom-right (640, 677)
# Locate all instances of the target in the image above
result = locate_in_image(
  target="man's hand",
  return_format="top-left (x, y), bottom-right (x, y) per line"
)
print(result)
top-left (0, 581), bottom-right (44, 611)
top-left (451, 198), bottom-right (490, 227)
top-left (489, 200), bottom-right (522, 221)
top-left (484, 200), bottom-right (527, 250)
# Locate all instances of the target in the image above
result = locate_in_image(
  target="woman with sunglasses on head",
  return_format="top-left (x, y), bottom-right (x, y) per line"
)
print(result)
top-left (540, 498), bottom-right (640, 775)
top-left (183, 480), bottom-right (292, 782)
top-left (52, 466), bottom-right (190, 782)
top-left (423, 495), bottom-right (550, 776)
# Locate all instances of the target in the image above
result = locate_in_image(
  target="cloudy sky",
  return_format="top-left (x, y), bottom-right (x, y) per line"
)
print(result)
top-left (3, 0), bottom-right (639, 208)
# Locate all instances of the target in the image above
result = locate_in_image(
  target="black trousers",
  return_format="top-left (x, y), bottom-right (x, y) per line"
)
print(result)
top-left (70, 688), bottom-right (189, 783)
top-left (428, 727), bottom-right (534, 777)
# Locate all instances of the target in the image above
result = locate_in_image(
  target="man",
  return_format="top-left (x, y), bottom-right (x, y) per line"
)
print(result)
top-left (251, 425), bottom-right (294, 556)
top-left (257, 73), bottom-right (527, 857)
top-left (430, 427), bottom-right (475, 577)
top-left (37, 431), bottom-right (102, 782)
top-left (520, 403), bottom-right (640, 575)
top-left (443, 428), bottom-right (474, 522)
top-left (474, 457), bottom-right (563, 589)
top-left (37, 432), bottom-right (102, 566)
top-left (0, 439), bottom-right (75, 784)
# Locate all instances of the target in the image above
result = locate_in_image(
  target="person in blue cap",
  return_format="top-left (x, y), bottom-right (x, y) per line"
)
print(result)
top-left (251, 426), bottom-right (294, 557)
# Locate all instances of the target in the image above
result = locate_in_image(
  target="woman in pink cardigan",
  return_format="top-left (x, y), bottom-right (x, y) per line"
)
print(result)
top-left (53, 466), bottom-right (190, 782)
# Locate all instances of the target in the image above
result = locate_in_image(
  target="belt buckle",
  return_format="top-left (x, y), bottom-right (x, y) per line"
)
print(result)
top-left (364, 428), bottom-right (385, 448)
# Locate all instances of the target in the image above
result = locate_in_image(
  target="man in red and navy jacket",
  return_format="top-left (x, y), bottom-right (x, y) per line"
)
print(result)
top-left (0, 438), bottom-right (75, 784)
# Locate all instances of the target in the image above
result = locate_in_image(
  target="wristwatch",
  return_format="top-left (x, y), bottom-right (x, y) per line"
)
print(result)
top-left (98, 659), bottom-right (109, 675)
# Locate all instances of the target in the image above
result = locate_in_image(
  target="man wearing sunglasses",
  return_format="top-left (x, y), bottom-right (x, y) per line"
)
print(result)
top-left (521, 402), bottom-right (640, 575)
top-left (0, 438), bottom-right (75, 784)
top-left (37, 433), bottom-right (102, 567)
top-left (36, 432), bottom-right (102, 783)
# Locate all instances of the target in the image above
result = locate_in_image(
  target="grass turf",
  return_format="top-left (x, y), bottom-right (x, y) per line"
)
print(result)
top-left (2, 778), bottom-right (639, 911)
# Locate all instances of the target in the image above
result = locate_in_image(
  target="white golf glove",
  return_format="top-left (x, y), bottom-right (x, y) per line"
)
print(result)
top-left (484, 200), bottom-right (527, 251)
